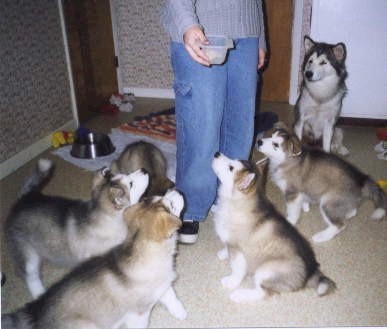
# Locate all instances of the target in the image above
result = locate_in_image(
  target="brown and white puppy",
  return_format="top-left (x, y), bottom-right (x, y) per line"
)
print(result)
top-left (2, 189), bottom-right (186, 329)
top-left (110, 141), bottom-right (174, 196)
top-left (5, 159), bottom-right (149, 299)
top-left (257, 122), bottom-right (386, 242)
top-left (211, 152), bottom-right (335, 303)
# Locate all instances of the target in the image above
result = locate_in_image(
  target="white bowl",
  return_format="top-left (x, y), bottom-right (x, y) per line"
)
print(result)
top-left (200, 36), bottom-right (234, 65)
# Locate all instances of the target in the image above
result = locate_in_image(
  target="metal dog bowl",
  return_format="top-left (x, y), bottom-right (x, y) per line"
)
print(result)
top-left (71, 133), bottom-right (115, 159)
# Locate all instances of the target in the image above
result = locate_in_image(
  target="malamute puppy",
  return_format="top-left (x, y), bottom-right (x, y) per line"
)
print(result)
top-left (257, 122), bottom-right (386, 242)
top-left (2, 189), bottom-right (187, 329)
top-left (5, 159), bottom-right (149, 299)
top-left (110, 140), bottom-right (174, 196)
top-left (211, 152), bottom-right (335, 303)
top-left (294, 36), bottom-right (349, 155)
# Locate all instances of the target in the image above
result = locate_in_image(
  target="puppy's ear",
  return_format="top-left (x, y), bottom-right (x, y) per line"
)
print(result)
top-left (152, 213), bottom-right (181, 241)
top-left (304, 36), bottom-right (315, 52)
top-left (109, 186), bottom-right (127, 208)
top-left (238, 172), bottom-right (256, 192)
top-left (290, 135), bottom-right (302, 156)
top-left (274, 121), bottom-right (291, 133)
top-left (333, 42), bottom-right (346, 62)
top-left (255, 158), bottom-right (268, 191)
top-left (255, 157), bottom-right (268, 176)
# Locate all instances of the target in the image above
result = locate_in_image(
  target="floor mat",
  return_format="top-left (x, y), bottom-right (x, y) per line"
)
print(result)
top-left (116, 108), bottom-right (278, 142)
top-left (117, 108), bottom-right (176, 143)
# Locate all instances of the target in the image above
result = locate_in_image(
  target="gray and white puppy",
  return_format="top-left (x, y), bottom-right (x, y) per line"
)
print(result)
top-left (5, 159), bottom-right (149, 299)
top-left (110, 140), bottom-right (174, 196)
top-left (211, 152), bottom-right (335, 303)
top-left (2, 189), bottom-right (186, 329)
top-left (257, 122), bottom-right (386, 242)
top-left (294, 36), bottom-right (349, 155)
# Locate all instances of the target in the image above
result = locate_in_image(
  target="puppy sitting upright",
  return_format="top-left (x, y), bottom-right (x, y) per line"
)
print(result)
top-left (2, 189), bottom-right (186, 329)
top-left (211, 152), bottom-right (335, 303)
top-left (294, 36), bottom-right (349, 155)
top-left (257, 122), bottom-right (386, 242)
top-left (5, 159), bottom-right (149, 299)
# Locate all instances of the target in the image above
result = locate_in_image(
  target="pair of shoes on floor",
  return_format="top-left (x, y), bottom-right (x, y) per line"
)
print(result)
top-left (178, 220), bottom-right (199, 244)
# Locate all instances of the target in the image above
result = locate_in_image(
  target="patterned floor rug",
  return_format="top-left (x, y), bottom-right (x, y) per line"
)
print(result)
top-left (117, 108), bottom-right (176, 143)
top-left (116, 108), bottom-right (278, 143)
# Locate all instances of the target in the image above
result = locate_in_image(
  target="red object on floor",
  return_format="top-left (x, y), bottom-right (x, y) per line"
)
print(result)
top-left (376, 127), bottom-right (387, 141)
top-left (99, 102), bottom-right (119, 114)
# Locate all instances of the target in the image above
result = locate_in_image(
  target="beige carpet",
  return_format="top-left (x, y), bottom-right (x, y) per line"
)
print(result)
top-left (1, 99), bottom-right (386, 327)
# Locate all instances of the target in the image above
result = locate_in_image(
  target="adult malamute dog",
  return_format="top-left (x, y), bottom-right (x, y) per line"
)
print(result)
top-left (211, 152), bottom-right (335, 303)
top-left (110, 141), bottom-right (174, 196)
top-left (294, 36), bottom-right (349, 155)
top-left (257, 122), bottom-right (386, 242)
top-left (5, 159), bottom-right (149, 299)
top-left (2, 189), bottom-right (186, 329)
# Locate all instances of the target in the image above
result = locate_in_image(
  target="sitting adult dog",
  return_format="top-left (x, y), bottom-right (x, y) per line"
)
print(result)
top-left (294, 36), bottom-right (349, 155)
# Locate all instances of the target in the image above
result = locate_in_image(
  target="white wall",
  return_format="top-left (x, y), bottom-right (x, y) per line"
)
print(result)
top-left (310, 0), bottom-right (387, 119)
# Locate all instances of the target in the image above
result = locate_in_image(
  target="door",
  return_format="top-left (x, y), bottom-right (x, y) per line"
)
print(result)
top-left (63, 0), bottom-right (118, 123)
top-left (261, 0), bottom-right (293, 102)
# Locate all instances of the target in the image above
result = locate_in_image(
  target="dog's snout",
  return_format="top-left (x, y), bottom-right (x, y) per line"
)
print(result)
top-left (214, 151), bottom-right (220, 158)
top-left (257, 139), bottom-right (263, 147)
top-left (305, 71), bottom-right (313, 79)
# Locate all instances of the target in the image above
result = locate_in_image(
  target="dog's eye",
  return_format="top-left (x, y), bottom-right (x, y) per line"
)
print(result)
top-left (129, 181), bottom-right (133, 189)
top-left (308, 59), bottom-right (313, 64)
top-left (273, 142), bottom-right (279, 149)
top-left (320, 60), bottom-right (327, 65)
top-left (229, 165), bottom-right (234, 172)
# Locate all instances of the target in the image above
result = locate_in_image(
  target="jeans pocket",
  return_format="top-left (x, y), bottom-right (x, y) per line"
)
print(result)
top-left (173, 81), bottom-right (198, 130)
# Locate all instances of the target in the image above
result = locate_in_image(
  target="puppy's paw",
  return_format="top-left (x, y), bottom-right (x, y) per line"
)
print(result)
top-left (229, 289), bottom-right (265, 303)
top-left (163, 190), bottom-right (184, 217)
top-left (337, 146), bottom-right (350, 156)
top-left (170, 303), bottom-right (187, 320)
top-left (302, 202), bottom-right (310, 213)
top-left (217, 248), bottom-right (228, 261)
top-left (312, 226), bottom-right (341, 243)
top-left (221, 276), bottom-right (240, 290)
top-left (286, 215), bottom-right (299, 226)
top-left (371, 208), bottom-right (385, 220)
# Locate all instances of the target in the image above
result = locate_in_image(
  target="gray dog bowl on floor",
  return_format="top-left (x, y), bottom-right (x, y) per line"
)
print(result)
top-left (71, 133), bottom-right (115, 159)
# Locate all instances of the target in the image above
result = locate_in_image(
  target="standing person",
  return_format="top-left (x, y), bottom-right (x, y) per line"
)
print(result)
top-left (160, 0), bottom-right (267, 244)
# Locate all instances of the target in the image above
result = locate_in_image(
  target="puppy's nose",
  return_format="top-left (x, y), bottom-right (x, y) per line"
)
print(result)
top-left (257, 139), bottom-right (263, 147)
top-left (140, 168), bottom-right (147, 174)
top-left (305, 71), bottom-right (313, 79)
top-left (214, 151), bottom-right (220, 158)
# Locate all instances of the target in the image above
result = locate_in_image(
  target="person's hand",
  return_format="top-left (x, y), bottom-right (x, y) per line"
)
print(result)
top-left (258, 48), bottom-right (267, 70)
top-left (183, 26), bottom-right (211, 66)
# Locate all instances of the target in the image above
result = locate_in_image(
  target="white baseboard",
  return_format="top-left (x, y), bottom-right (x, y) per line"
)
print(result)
top-left (0, 119), bottom-right (77, 180)
top-left (123, 87), bottom-right (175, 99)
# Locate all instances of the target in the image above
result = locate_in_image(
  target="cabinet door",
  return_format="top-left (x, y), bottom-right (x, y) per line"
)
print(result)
top-left (63, 0), bottom-right (118, 123)
top-left (261, 0), bottom-right (293, 102)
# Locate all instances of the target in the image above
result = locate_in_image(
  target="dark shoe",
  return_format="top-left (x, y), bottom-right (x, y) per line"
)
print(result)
top-left (178, 221), bottom-right (199, 244)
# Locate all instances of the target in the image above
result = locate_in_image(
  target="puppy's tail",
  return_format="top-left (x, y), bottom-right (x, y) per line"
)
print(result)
top-left (1, 310), bottom-right (32, 329)
top-left (362, 178), bottom-right (386, 220)
top-left (18, 158), bottom-right (54, 198)
top-left (307, 269), bottom-right (336, 297)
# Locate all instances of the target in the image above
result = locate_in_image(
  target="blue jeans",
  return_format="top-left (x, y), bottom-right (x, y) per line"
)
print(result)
top-left (171, 38), bottom-right (259, 221)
